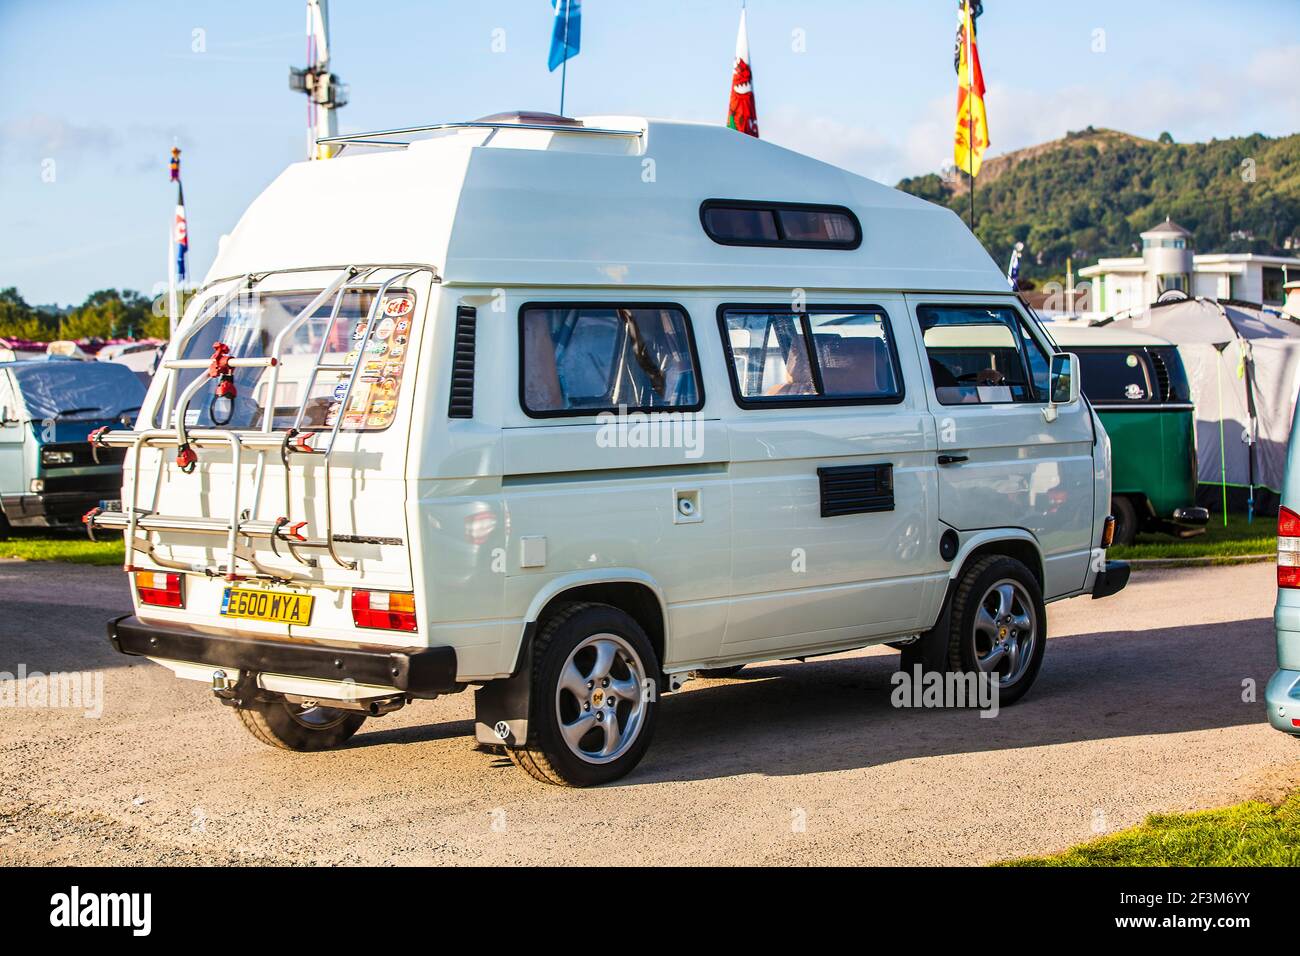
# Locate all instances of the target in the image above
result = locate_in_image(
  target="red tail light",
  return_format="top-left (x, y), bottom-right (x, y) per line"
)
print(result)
top-left (351, 590), bottom-right (417, 632)
top-left (1278, 507), bottom-right (1300, 588)
top-left (136, 571), bottom-right (184, 607)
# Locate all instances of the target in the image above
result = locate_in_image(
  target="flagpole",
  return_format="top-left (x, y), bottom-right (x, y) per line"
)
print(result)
top-left (168, 223), bottom-right (178, 337)
top-left (559, 0), bottom-right (570, 116)
top-left (966, 0), bottom-right (975, 233)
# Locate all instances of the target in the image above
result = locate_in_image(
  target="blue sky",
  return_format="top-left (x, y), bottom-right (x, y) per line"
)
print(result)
top-left (1, 0), bottom-right (1297, 305)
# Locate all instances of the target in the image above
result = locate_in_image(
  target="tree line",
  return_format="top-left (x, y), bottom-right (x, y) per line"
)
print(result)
top-left (897, 128), bottom-right (1300, 284)
top-left (0, 287), bottom-right (175, 342)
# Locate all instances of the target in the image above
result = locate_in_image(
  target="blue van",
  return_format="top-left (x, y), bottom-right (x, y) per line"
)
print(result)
top-left (0, 359), bottom-right (145, 534)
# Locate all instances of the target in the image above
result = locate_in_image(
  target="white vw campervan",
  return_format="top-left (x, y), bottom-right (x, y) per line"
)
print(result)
top-left (91, 114), bottom-right (1127, 786)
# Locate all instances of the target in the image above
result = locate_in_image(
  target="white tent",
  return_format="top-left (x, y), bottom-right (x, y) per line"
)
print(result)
top-left (1105, 297), bottom-right (1300, 515)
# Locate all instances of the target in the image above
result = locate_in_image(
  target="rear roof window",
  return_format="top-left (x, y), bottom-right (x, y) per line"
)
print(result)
top-left (700, 200), bottom-right (861, 249)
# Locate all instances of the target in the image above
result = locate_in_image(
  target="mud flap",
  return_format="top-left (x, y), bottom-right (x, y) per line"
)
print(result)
top-left (474, 673), bottom-right (530, 747)
top-left (474, 626), bottom-right (534, 747)
top-left (900, 596), bottom-right (953, 674)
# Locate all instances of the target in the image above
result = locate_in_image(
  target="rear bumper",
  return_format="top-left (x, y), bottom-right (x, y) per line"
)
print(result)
top-left (1, 491), bottom-right (107, 528)
top-left (107, 614), bottom-right (459, 698)
top-left (1091, 560), bottom-right (1131, 600)
top-left (1171, 506), bottom-right (1210, 526)
top-left (1265, 669), bottom-right (1300, 735)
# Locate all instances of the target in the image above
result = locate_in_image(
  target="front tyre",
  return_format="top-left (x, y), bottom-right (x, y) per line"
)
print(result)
top-left (509, 602), bottom-right (659, 787)
top-left (947, 556), bottom-right (1046, 706)
top-left (235, 696), bottom-right (367, 752)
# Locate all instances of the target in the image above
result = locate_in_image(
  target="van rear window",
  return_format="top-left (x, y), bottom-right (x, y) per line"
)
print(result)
top-left (520, 304), bottom-right (703, 417)
top-left (700, 200), bottom-right (861, 249)
top-left (171, 288), bottom-right (416, 432)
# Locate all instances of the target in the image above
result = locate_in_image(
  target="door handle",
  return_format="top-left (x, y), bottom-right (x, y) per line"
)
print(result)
top-left (937, 454), bottom-right (968, 466)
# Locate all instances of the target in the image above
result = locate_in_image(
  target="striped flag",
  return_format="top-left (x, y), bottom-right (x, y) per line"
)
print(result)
top-left (171, 148), bottom-right (188, 281)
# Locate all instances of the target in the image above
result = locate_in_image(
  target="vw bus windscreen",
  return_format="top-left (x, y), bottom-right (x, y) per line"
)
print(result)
top-left (168, 288), bottom-right (415, 431)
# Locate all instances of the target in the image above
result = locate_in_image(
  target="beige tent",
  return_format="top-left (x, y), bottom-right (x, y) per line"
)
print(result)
top-left (1105, 297), bottom-right (1300, 515)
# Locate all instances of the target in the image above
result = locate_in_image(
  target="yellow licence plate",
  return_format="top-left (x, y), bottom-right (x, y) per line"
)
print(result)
top-left (220, 587), bottom-right (314, 625)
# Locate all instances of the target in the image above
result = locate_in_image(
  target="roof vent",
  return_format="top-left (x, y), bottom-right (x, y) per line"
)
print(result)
top-left (473, 111), bottom-right (583, 127)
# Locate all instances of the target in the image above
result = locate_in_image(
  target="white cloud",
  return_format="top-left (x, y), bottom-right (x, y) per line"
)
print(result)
top-left (761, 43), bottom-right (1300, 187)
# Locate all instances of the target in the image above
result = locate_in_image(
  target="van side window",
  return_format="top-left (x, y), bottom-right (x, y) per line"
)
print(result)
top-left (916, 305), bottom-right (1044, 405)
top-left (0, 372), bottom-right (16, 421)
top-left (520, 304), bottom-right (703, 417)
top-left (719, 306), bottom-right (903, 407)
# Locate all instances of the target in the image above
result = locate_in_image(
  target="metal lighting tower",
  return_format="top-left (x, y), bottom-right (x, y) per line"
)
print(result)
top-left (289, 0), bottom-right (348, 160)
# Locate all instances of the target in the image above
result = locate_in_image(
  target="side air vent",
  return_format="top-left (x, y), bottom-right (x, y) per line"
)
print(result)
top-left (1148, 349), bottom-right (1171, 403)
top-left (448, 305), bottom-right (477, 419)
top-left (816, 463), bottom-right (894, 518)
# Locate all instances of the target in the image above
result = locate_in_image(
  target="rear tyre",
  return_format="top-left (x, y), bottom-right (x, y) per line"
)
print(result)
top-left (235, 696), bottom-right (367, 752)
top-left (0, 508), bottom-right (10, 541)
top-left (509, 602), bottom-right (659, 787)
top-left (1110, 495), bottom-right (1138, 546)
top-left (901, 555), bottom-right (1046, 707)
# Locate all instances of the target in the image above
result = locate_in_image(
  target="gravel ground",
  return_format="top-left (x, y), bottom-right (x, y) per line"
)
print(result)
top-left (1, 559), bottom-right (1296, 866)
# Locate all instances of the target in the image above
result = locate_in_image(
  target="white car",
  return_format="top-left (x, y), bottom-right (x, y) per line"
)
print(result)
top-left (91, 113), bottom-right (1126, 786)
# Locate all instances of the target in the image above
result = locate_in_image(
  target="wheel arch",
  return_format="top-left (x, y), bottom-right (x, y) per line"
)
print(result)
top-left (947, 529), bottom-right (1044, 593)
top-left (477, 570), bottom-right (669, 753)
top-left (520, 569), bottom-right (668, 673)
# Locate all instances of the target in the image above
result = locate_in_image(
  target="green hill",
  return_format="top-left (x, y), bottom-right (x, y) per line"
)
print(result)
top-left (896, 127), bottom-right (1300, 282)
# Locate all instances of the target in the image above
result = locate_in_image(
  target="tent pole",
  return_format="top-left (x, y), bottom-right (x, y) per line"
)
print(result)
top-left (1216, 351), bottom-right (1228, 527)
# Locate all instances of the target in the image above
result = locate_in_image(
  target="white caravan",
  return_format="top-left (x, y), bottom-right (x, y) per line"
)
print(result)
top-left (91, 114), bottom-right (1127, 786)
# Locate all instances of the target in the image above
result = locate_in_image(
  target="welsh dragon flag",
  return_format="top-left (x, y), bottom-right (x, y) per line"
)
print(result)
top-left (726, 8), bottom-right (758, 137)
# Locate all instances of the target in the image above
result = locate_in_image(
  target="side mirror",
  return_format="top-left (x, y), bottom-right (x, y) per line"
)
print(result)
top-left (1049, 352), bottom-right (1080, 405)
top-left (1043, 352), bottom-right (1079, 422)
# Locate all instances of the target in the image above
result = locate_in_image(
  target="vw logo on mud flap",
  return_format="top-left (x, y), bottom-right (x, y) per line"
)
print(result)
top-left (493, 720), bottom-right (511, 741)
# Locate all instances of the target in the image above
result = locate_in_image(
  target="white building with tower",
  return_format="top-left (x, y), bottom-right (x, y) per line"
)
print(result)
top-left (1078, 216), bottom-right (1299, 315)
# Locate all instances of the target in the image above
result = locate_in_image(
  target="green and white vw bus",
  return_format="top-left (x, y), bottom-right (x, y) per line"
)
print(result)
top-left (1049, 325), bottom-right (1207, 545)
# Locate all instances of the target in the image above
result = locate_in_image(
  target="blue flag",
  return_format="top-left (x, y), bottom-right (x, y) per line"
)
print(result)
top-left (548, 0), bottom-right (580, 71)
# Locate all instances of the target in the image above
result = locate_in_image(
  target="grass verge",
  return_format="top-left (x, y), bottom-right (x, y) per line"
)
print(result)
top-left (1109, 512), bottom-right (1274, 562)
top-left (1002, 791), bottom-right (1300, 866)
top-left (0, 533), bottom-right (123, 566)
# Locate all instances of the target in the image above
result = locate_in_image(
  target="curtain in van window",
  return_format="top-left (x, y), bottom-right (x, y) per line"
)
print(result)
top-left (521, 306), bottom-right (700, 414)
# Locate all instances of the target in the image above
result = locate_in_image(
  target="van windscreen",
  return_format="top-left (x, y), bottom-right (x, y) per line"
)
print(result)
top-left (170, 288), bottom-right (415, 431)
top-left (12, 361), bottom-right (146, 423)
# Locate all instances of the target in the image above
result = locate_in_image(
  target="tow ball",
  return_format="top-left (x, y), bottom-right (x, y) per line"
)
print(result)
top-left (211, 669), bottom-right (258, 707)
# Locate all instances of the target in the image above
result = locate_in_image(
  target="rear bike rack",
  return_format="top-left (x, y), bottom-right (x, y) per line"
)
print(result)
top-left (88, 263), bottom-right (438, 583)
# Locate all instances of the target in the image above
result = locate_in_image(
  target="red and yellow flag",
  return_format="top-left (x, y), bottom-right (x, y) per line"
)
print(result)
top-left (953, 0), bottom-right (988, 178)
